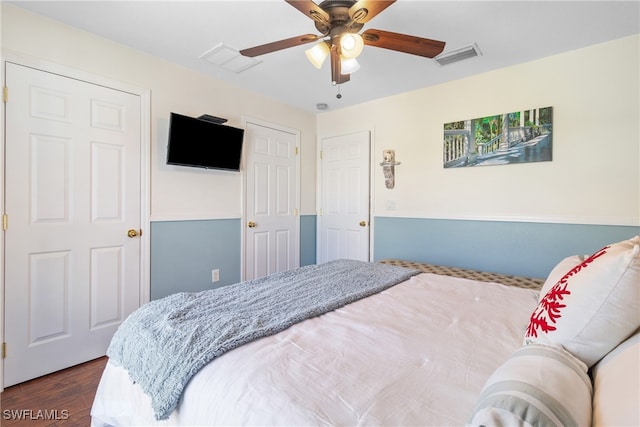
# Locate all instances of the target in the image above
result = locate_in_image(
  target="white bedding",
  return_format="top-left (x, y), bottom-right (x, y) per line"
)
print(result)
top-left (91, 272), bottom-right (539, 427)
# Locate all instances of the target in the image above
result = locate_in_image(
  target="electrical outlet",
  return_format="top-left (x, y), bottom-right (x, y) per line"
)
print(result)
top-left (212, 269), bottom-right (220, 283)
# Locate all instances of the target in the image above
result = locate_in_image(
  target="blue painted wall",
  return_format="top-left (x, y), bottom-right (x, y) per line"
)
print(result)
top-left (150, 215), bottom-right (637, 297)
top-left (300, 215), bottom-right (317, 266)
top-left (373, 217), bottom-right (639, 278)
top-left (150, 219), bottom-right (242, 300)
top-left (151, 216), bottom-right (318, 299)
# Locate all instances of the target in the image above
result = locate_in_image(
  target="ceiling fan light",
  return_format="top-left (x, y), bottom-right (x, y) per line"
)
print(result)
top-left (305, 42), bottom-right (330, 69)
top-left (340, 57), bottom-right (360, 74)
top-left (339, 33), bottom-right (364, 59)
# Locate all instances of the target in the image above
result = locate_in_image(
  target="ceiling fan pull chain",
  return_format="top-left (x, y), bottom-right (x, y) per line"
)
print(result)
top-left (337, 84), bottom-right (342, 99)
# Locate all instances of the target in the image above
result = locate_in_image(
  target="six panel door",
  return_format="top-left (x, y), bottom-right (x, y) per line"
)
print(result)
top-left (3, 62), bottom-right (142, 386)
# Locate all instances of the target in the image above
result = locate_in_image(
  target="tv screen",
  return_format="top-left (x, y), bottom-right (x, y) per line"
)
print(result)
top-left (167, 112), bottom-right (245, 171)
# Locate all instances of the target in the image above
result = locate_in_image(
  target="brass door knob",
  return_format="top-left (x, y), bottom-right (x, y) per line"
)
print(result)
top-left (248, 221), bottom-right (257, 228)
top-left (127, 229), bottom-right (141, 238)
top-left (359, 221), bottom-right (367, 227)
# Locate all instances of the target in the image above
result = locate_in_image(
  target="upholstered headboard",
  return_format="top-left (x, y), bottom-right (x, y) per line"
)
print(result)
top-left (379, 259), bottom-right (544, 290)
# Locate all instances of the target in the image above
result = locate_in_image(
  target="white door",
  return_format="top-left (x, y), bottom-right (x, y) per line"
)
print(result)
top-left (244, 121), bottom-right (299, 280)
top-left (319, 131), bottom-right (371, 263)
top-left (3, 63), bottom-right (142, 386)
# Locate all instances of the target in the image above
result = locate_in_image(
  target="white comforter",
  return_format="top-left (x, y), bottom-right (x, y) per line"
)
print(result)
top-left (91, 272), bottom-right (539, 426)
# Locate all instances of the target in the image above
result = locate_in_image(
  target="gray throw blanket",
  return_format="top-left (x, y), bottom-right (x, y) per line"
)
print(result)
top-left (107, 259), bottom-right (420, 420)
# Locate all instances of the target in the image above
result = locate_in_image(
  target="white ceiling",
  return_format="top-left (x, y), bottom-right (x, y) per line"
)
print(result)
top-left (10, 0), bottom-right (640, 113)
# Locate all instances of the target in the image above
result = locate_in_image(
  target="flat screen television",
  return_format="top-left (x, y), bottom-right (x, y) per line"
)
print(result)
top-left (167, 112), bottom-right (245, 171)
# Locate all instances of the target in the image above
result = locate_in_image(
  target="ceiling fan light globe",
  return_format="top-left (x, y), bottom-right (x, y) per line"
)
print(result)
top-left (340, 57), bottom-right (360, 74)
top-left (339, 33), bottom-right (364, 59)
top-left (305, 42), bottom-right (330, 69)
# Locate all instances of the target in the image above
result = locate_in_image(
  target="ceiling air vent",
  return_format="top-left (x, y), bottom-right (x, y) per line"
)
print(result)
top-left (199, 42), bottom-right (262, 73)
top-left (435, 43), bottom-right (481, 66)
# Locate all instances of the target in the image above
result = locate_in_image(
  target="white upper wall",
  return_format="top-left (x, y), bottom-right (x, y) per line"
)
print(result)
top-left (318, 35), bottom-right (640, 226)
top-left (3, 5), bottom-right (639, 227)
top-left (1, 3), bottom-right (318, 220)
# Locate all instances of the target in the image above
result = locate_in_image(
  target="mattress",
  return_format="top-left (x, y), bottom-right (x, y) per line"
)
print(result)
top-left (91, 270), bottom-right (540, 426)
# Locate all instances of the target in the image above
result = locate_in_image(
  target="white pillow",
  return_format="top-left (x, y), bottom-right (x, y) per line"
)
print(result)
top-left (591, 329), bottom-right (640, 427)
top-left (524, 236), bottom-right (640, 367)
top-left (468, 344), bottom-right (592, 427)
top-left (538, 255), bottom-right (585, 298)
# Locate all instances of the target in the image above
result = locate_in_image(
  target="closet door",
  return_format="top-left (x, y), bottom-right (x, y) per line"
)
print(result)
top-left (4, 62), bottom-right (142, 386)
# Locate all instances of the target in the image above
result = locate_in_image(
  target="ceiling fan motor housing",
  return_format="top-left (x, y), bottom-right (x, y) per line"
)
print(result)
top-left (315, 0), bottom-right (365, 35)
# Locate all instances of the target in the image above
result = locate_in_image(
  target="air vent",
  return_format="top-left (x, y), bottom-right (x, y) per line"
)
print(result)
top-left (435, 43), bottom-right (481, 66)
top-left (199, 42), bottom-right (262, 73)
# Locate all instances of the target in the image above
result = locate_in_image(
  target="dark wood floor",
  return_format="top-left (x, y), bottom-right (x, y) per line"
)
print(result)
top-left (1, 357), bottom-right (107, 426)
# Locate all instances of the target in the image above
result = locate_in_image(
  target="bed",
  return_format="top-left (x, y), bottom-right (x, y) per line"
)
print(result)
top-left (91, 236), bottom-right (640, 427)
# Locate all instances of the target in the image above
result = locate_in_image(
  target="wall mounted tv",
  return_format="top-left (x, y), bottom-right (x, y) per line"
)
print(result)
top-left (166, 112), bottom-right (245, 171)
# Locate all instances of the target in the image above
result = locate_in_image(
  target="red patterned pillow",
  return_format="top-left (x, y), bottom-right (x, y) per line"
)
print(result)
top-left (538, 255), bottom-right (585, 298)
top-left (524, 236), bottom-right (640, 367)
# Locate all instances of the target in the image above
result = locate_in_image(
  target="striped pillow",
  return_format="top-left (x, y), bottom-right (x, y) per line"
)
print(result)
top-left (468, 344), bottom-right (592, 427)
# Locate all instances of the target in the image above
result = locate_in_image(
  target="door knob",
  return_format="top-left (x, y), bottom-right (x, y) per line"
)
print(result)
top-left (248, 221), bottom-right (257, 228)
top-left (127, 229), bottom-right (141, 238)
top-left (359, 220), bottom-right (367, 227)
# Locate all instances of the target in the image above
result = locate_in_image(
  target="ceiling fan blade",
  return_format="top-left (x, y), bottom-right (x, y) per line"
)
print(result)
top-left (240, 34), bottom-right (320, 57)
top-left (362, 29), bottom-right (445, 58)
top-left (330, 45), bottom-right (350, 85)
top-left (285, 0), bottom-right (330, 25)
top-left (349, 0), bottom-right (396, 23)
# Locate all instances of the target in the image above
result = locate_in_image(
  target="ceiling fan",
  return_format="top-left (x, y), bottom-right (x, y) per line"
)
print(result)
top-left (240, 0), bottom-right (446, 85)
